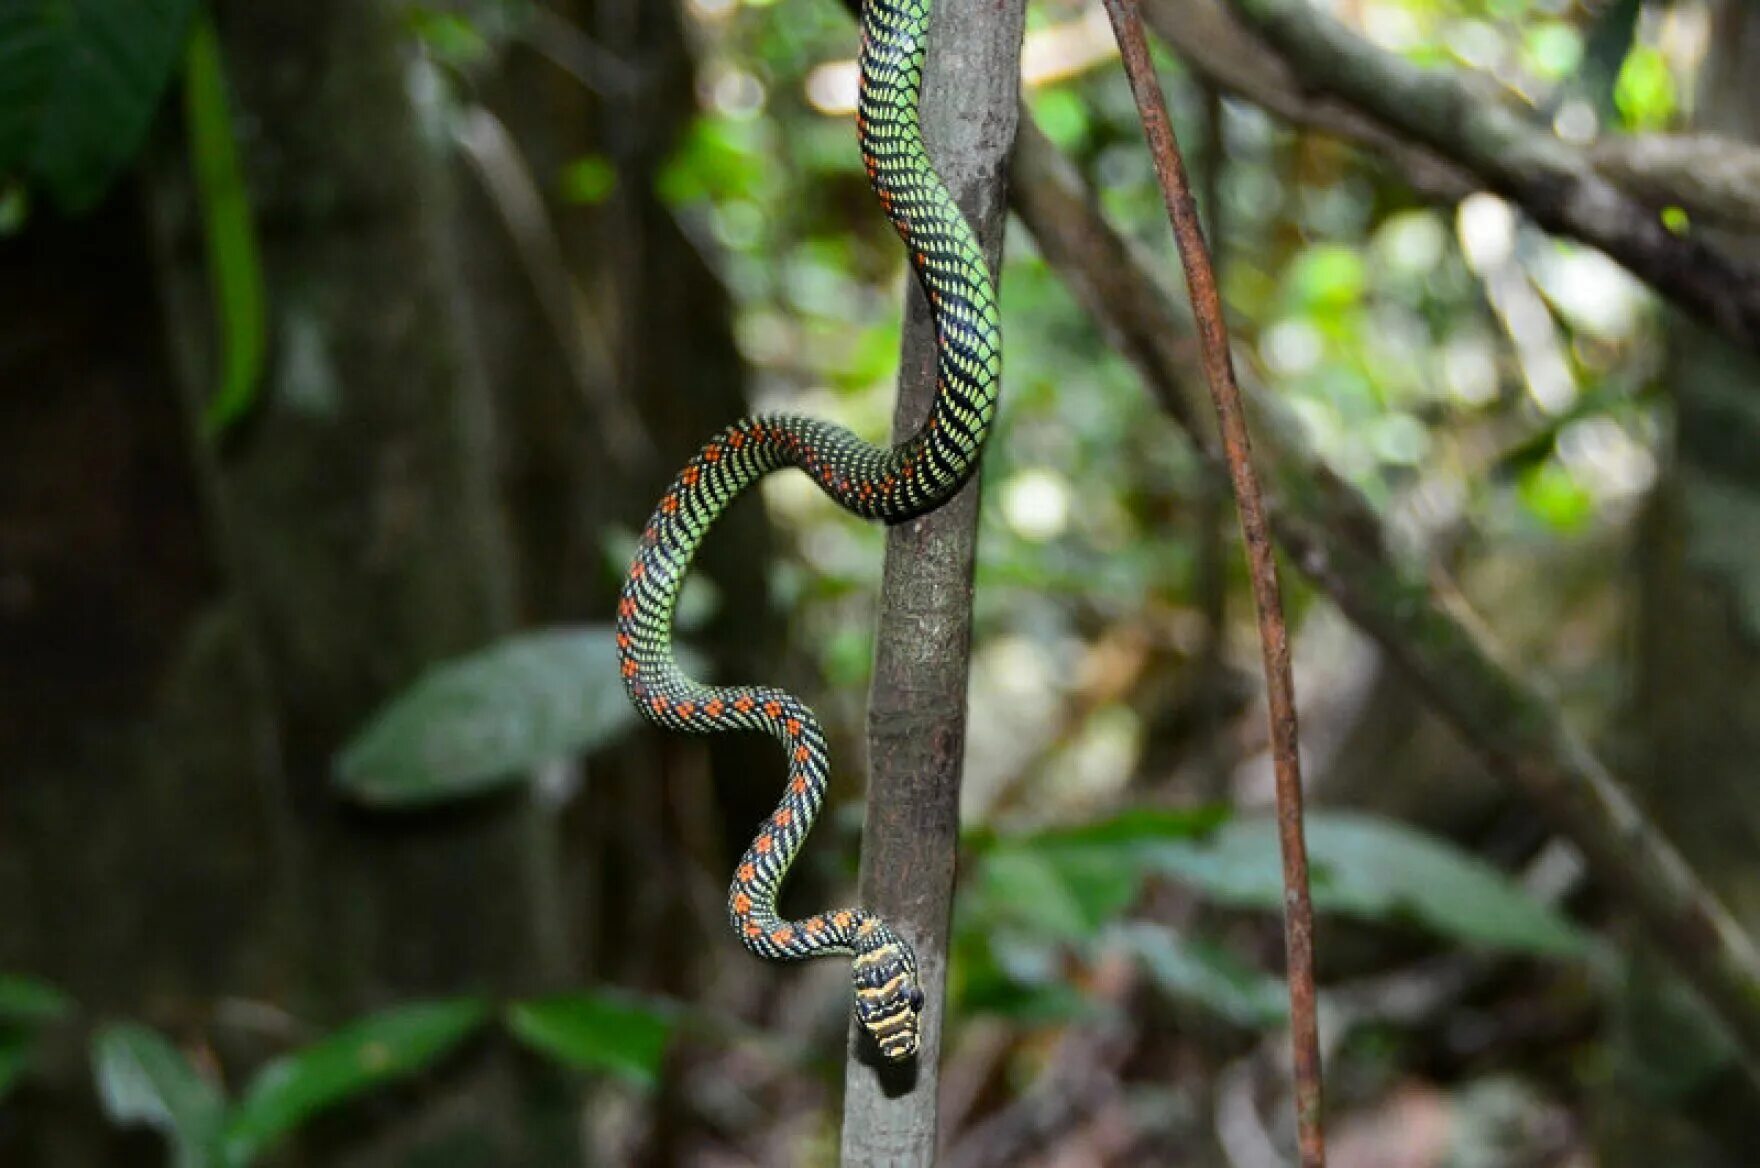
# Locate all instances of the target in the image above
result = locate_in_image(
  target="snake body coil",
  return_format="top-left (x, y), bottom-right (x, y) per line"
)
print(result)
top-left (616, 0), bottom-right (1000, 1061)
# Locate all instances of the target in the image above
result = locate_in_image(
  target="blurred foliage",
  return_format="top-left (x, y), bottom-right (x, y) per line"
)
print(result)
top-left (93, 1025), bottom-right (227, 1168)
top-left (506, 993), bottom-right (678, 1090)
top-left (954, 807), bottom-right (1587, 1025)
top-left (183, 13), bottom-right (266, 437)
top-left (0, 975), bottom-right (72, 1106)
top-left (0, 974), bottom-right (73, 1024)
top-left (335, 628), bottom-right (699, 807)
top-left (0, 0), bottom-right (199, 211)
top-left (89, 1001), bottom-right (493, 1167)
top-left (0, 2), bottom-right (266, 434)
top-left (0, 986), bottom-right (677, 1164)
top-left (220, 1000), bottom-right (490, 1165)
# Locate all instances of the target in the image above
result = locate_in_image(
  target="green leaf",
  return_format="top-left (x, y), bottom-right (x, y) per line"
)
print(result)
top-left (1614, 44), bottom-right (1677, 132)
top-left (0, 973), bottom-right (73, 1022)
top-left (1518, 461), bottom-right (1594, 533)
top-left (335, 627), bottom-right (663, 808)
top-left (505, 992), bottom-right (676, 1089)
top-left (406, 9), bottom-right (491, 68)
top-left (558, 155), bottom-right (617, 205)
top-left (1014, 805), bottom-right (1230, 851)
top-left (1287, 244), bottom-right (1367, 311)
top-left (1120, 924), bottom-right (1288, 1028)
top-left (92, 1024), bottom-right (225, 1168)
top-left (0, 179), bottom-right (27, 235)
top-left (1145, 812), bottom-right (1589, 957)
top-left (962, 807), bottom-right (1223, 945)
top-left (0, 0), bottom-right (201, 211)
top-left (223, 999), bottom-right (489, 1166)
top-left (184, 14), bottom-right (265, 438)
top-left (967, 847), bottom-right (1139, 943)
top-left (0, 1030), bottom-right (35, 1102)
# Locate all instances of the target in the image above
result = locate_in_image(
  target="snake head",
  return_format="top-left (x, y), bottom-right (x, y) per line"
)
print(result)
top-left (852, 921), bottom-right (924, 1061)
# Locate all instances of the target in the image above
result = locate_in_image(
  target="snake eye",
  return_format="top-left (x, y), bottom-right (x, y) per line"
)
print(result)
top-left (906, 987), bottom-right (925, 1012)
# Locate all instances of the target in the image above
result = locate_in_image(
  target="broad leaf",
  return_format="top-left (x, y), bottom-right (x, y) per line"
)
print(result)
top-left (92, 1024), bottom-right (225, 1168)
top-left (506, 992), bottom-right (676, 1089)
top-left (336, 627), bottom-right (671, 807)
top-left (222, 998), bottom-right (489, 1166)
top-left (0, 973), bottom-right (72, 1022)
top-left (1119, 924), bottom-right (1288, 1028)
top-left (1145, 812), bottom-right (1589, 957)
top-left (968, 847), bottom-right (1138, 942)
top-left (0, 0), bottom-right (201, 211)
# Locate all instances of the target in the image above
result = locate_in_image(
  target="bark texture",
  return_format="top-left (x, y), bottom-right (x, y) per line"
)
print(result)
top-left (840, 0), bottom-right (1026, 1162)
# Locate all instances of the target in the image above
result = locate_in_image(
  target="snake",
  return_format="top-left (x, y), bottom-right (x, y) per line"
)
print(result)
top-left (615, 0), bottom-right (1001, 1062)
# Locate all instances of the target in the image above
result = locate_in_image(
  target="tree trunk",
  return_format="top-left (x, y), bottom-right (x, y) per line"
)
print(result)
top-left (1615, 4), bottom-right (1760, 1163)
top-left (840, 0), bottom-right (1025, 1161)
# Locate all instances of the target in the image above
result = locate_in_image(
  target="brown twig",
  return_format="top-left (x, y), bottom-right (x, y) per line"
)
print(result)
top-left (1099, 2), bottom-right (1325, 1164)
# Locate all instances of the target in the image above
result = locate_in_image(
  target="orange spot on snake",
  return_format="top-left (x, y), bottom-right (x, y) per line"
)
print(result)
top-left (774, 808), bottom-right (793, 827)
top-left (734, 696), bottom-right (755, 713)
top-left (790, 776), bottom-right (809, 795)
top-left (754, 834), bottom-right (774, 854)
top-left (770, 926), bottom-right (795, 945)
top-left (794, 746), bottom-right (810, 763)
top-left (676, 702), bottom-right (695, 717)
top-left (805, 916), bottom-right (827, 934)
top-left (744, 921), bottom-right (762, 938)
top-left (621, 660), bottom-right (638, 678)
top-left (681, 467), bottom-right (699, 486)
top-left (834, 911), bottom-right (855, 929)
top-left (706, 699), bottom-right (725, 716)
top-left (785, 718), bottom-right (801, 737)
top-left (732, 892), bottom-right (752, 914)
top-left (763, 700), bottom-right (782, 717)
top-left (737, 863), bottom-right (756, 883)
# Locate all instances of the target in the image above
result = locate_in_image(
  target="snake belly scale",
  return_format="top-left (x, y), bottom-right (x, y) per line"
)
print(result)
top-left (615, 0), bottom-right (1000, 1061)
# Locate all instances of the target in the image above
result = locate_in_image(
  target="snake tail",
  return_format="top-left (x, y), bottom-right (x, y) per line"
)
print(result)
top-left (615, 0), bottom-right (1000, 1062)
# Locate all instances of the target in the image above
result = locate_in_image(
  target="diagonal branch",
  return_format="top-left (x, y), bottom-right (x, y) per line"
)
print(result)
top-left (1213, 0), bottom-right (1760, 355)
top-left (1141, 0), bottom-right (1475, 200)
top-left (1008, 110), bottom-right (1760, 1092)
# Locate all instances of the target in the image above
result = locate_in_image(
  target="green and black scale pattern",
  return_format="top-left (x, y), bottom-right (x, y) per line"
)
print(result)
top-left (616, 0), bottom-right (1000, 1062)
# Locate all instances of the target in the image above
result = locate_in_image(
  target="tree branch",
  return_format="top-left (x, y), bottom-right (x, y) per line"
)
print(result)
top-left (1212, 0), bottom-right (1760, 355)
top-left (839, 0), bottom-right (1026, 1162)
top-left (1100, 2), bottom-right (1324, 1163)
top-left (1589, 133), bottom-right (1760, 232)
top-left (1141, 0), bottom-right (1474, 200)
top-left (1008, 112), bottom-right (1760, 1091)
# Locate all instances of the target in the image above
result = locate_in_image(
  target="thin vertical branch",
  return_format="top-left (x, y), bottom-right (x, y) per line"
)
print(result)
top-left (840, 0), bottom-right (1026, 1164)
top-left (1099, 2), bottom-right (1326, 1165)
